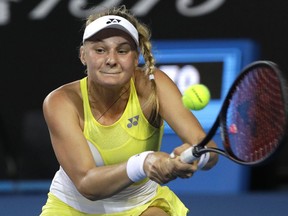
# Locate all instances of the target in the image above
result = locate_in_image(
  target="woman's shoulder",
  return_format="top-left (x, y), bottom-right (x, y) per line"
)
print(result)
top-left (43, 80), bottom-right (82, 111)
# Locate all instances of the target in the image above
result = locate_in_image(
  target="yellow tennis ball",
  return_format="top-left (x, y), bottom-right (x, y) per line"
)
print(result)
top-left (182, 84), bottom-right (210, 110)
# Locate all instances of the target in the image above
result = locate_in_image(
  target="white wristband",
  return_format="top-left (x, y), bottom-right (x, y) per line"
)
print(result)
top-left (126, 151), bottom-right (154, 182)
top-left (197, 152), bottom-right (210, 170)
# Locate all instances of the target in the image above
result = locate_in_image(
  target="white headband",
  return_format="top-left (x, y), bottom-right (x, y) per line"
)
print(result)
top-left (83, 15), bottom-right (139, 46)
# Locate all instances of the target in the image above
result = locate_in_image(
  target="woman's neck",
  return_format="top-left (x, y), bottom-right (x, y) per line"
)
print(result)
top-left (88, 81), bottom-right (131, 123)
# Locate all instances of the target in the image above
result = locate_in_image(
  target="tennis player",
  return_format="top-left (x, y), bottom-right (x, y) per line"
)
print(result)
top-left (40, 5), bottom-right (218, 216)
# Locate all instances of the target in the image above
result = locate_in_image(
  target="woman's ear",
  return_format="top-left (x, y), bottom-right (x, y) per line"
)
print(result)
top-left (79, 46), bottom-right (86, 66)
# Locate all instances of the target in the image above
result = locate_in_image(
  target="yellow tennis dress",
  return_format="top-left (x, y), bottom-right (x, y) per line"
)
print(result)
top-left (40, 77), bottom-right (189, 216)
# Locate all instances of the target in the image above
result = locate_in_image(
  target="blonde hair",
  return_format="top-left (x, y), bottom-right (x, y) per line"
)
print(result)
top-left (84, 5), bottom-right (160, 125)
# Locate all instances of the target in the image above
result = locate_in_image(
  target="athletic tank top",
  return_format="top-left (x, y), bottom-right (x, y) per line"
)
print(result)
top-left (82, 77), bottom-right (163, 165)
top-left (49, 77), bottom-right (164, 214)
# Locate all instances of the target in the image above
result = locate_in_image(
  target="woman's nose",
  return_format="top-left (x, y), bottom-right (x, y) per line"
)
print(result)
top-left (105, 52), bottom-right (117, 66)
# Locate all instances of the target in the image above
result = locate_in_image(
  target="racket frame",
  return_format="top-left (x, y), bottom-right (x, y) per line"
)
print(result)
top-left (187, 60), bottom-right (288, 166)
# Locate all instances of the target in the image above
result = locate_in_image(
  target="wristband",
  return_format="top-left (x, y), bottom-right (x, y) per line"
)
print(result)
top-left (126, 151), bottom-right (154, 182)
top-left (197, 151), bottom-right (210, 170)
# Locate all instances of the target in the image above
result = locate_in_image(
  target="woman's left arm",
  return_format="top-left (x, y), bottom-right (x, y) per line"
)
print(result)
top-left (154, 69), bottom-right (218, 170)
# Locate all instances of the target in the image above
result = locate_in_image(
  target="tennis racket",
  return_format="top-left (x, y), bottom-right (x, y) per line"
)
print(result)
top-left (179, 60), bottom-right (288, 166)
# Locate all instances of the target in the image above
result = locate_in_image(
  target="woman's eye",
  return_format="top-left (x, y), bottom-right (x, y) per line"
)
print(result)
top-left (95, 48), bottom-right (105, 53)
top-left (118, 49), bottom-right (128, 54)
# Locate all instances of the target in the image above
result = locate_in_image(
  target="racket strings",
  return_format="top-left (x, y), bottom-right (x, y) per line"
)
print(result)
top-left (225, 66), bottom-right (286, 162)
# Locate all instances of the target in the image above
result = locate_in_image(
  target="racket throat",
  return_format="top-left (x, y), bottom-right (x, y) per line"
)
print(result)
top-left (193, 145), bottom-right (204, 157)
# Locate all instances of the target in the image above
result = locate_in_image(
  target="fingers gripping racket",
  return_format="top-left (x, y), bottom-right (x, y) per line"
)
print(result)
top-left (180, 60), bottom-right (288, 166)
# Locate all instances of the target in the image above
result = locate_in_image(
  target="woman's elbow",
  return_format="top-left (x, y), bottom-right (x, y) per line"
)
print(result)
top-left (75, 178), bottom-right (105, 201)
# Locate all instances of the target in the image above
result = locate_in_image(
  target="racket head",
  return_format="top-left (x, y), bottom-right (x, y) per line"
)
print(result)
top-left (219, 61), bottom-right (288, 165)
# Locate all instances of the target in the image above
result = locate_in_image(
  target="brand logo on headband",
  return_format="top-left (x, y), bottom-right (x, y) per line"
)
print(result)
top-left (83, 15), bottom-right (139, 45)
top-left (106, 18), bottom-right (121, 25)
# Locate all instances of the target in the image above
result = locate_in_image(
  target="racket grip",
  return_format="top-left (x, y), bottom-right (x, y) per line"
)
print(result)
top-left (180, 146), bottom-right (200, 163)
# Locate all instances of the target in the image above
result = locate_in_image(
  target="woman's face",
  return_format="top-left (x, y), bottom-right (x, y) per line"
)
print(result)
top-left (80, 28), bottom-right (139, 89)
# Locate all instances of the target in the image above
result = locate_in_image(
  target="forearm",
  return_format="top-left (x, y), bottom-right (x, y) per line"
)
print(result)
top-left (77, 162), bottom-right (132, 201)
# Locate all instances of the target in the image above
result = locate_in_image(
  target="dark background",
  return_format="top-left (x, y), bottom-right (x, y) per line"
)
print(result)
top-left (0, 0), bottom-right (287, 191)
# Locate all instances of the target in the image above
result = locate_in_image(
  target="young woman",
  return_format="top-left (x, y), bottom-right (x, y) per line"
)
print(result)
top-left (40, 5), bottom-right (218, 216)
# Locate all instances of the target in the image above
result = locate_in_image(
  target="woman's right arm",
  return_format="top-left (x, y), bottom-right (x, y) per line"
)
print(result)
top-left (43, 87), bottom-right (133, 201)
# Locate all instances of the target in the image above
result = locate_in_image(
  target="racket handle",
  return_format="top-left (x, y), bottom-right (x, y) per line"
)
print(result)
top-left (180, 146), bottom-right (200, 163)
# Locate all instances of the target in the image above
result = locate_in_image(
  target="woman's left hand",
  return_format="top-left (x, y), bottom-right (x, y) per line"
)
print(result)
top-left (143, 151), bottom-right (197, 184)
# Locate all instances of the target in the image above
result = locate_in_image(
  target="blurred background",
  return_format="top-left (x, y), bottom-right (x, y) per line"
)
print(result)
top-left (0, 0), bottom-right (288, 215)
